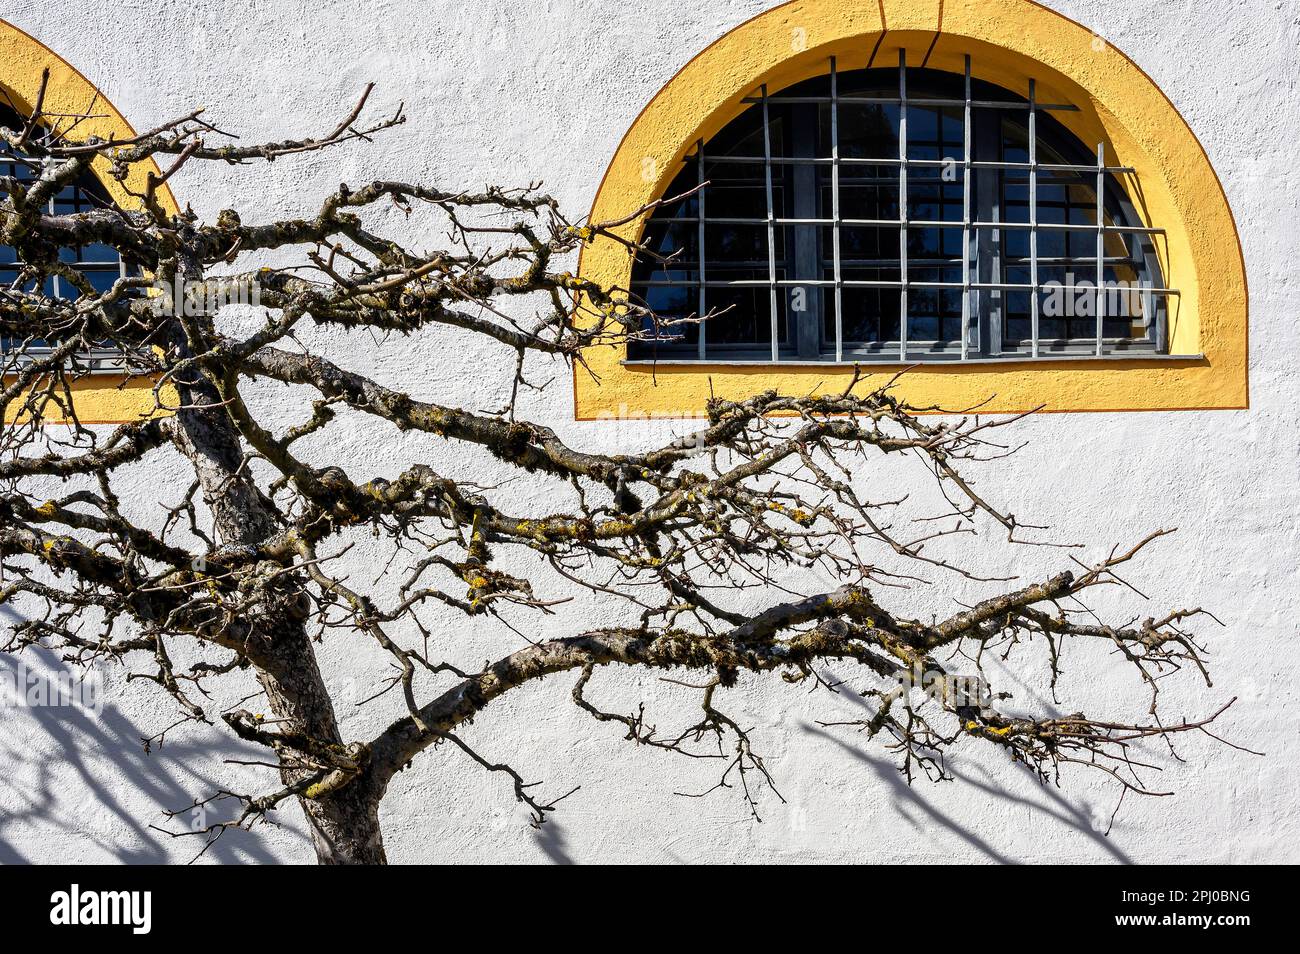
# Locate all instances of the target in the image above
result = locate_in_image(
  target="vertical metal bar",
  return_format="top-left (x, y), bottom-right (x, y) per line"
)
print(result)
top-left (48, 197), bottom-right (61, 300)
top-left (1140, 278), bottom-right (1152, 347)
top-left (1148, 221), bottom-right (1167, 352)
top-left (1095, 142), bottom-right (1105, 356)
top-left (974, 110), bottom-right (1001, 355)
top-left (1029, 78), bottom-right (1040, 358)
top-left (960, 55), bottom-right (971, 360)
top-left (898, 48), bottom-right (909, 361)
top-left (1153, 274), bottom-right (1166, 352)
top-left (762, 84), bottom-right (779, 361)
top-left (831, 56), bottom-right (843, 363)
top-left (696, 138), bottom-right (707, 360)
top-left (791, 95), bottom-right (820, 359)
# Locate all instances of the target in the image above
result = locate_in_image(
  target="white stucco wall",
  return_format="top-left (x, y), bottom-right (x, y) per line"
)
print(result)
top-left (1, 0), bottom-right (1296, 864)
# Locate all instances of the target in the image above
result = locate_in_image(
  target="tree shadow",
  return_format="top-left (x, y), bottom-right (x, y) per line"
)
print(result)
top-left (532, 817), bottom-right (575, 865)
top-left (801, 671), bottom-right (1134, 864)
top-left (0, 643), bottom-right (305, 864)
top-left (805, 725), bottom-right (1132, 863)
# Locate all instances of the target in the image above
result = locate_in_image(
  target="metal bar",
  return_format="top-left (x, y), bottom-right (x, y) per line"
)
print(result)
top-left (790, 89), bottom-right (821, 359)
top-left (898, 49), bottom-right (908, 361)
top-left (972, 160), bottom-right (1135, 173)
top-left (648, 255), bottom-right (1137, 270)
top-left (961, 55), bottom-right (972, 360)
top-left (645, 278), bottom-right (1180, 293)
top-left (1029, 78), bottom-right (1039, 358)
top-left (692, 154), bottom-right (1136, 174)
top-left (1154, 277), bottom-right (1167, 352)
top-left (696, 138), bottom-right (707, 360)
top-left (972, 107), bottom-right (999, 355)
top-left (1095, 142), bottom-right (1105, 356)
top-left (47, 197), bottom-right (61, 300)
top-left (831, 56), bottom-right (843, 362)
top-left (762, 84), bottom-right (779, 361)
top-left (651, 253), bottom-right (1137, 265)
top-left (955, 220), bottom-right (1164, 233)
top-left (1140, 278), bottom-right (1153, 346)
top-left (742, 95), bottom-right (1079, 112)
top-left (677, 215), bottom-right (1165, 234)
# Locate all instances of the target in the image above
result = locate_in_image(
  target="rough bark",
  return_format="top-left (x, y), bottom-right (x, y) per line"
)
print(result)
top-left (164, 256), bottom-right (385, 863)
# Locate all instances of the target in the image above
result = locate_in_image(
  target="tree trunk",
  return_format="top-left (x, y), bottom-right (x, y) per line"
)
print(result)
top-left (163, 262), bottom-right (386, 863)
top-left (256, 628), bottom-right (388, 864)
top-left (298, 780), bottom-right (387, 864)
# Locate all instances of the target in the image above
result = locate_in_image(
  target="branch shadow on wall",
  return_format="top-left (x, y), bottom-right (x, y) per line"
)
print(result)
top-left (800, 667), bottom-right (1134, 864)
top-left (0, 639), bottom-right (304, 864)
top-left (532, 817), bottom-right (575, 865)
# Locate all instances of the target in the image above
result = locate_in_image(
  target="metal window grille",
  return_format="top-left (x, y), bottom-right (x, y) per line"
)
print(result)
top-left (630, 53), bottom-right (1174, 363)
top-left (1, 105), bottom-right (132, 370)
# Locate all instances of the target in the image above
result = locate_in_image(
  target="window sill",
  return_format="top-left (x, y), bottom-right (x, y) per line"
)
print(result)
top-left (3, 350), bottom-right (129, 373)
top-left (622, 353), bottom-right (1203, 367)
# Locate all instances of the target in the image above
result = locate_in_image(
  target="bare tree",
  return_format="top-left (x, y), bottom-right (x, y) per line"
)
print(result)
top-left (0, 81), bottom-right (1245, 863)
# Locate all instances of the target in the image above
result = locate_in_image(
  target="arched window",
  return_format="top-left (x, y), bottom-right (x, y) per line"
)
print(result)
top-left (1, 102), bottom-right (133, 364)
top-left (629, 55), bottom-right (1170, 363)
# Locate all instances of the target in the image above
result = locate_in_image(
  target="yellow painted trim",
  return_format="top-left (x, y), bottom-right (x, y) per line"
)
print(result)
top-left (574, 0), bottom-right (1248, 417)
top-left (2, 17), bottom-right (177, 424)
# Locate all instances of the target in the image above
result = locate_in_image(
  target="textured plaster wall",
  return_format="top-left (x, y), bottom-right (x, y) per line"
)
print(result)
top-left (0, 0), bottom-right (1297, 864)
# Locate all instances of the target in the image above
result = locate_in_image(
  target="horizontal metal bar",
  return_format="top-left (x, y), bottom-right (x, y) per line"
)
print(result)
top-left (739, 95), bottom-right (1078, 112)
top-left (970, 160), bottom-right (1134, 174)
top-left (668, 214), bottom-right (1164, 235)
top-left (641, 278), bottom-right (1180, 293)
top-left (691, 154), bottom-right (1136, 174)
top-left (648, 256), bottom-right (1144, 272)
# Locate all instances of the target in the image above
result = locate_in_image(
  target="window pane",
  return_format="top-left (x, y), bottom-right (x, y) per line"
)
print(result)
top-left (834, 267), bottom-right (902, 346)
top-left (704, 223), bottom-right (775, 265)
top-left (706, 269), bottom-right (787, 346)
top-left (833, 103), bottom-right (900, 160)
top-left (908, 265), bottom-right (964, 346)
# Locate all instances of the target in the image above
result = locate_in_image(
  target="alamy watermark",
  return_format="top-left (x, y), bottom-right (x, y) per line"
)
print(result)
top-left (49, 884), bottom-right (151, 934)
top-left (892, 661), bottom-right (994, 714)
top-left (1042, 272), bottom-right (1153, 321)
top-left (0, 660), bottom-right (104, 716)
top-left (150, 275), bottom-right (261, 317)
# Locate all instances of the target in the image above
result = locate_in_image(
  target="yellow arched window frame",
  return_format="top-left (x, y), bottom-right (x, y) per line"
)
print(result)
top-left (2, 17), bottom-right (175, 424)
top-left (574, 0), bottom-right (1248, 417)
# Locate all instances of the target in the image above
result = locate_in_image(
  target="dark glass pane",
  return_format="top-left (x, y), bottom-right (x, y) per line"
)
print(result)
top-left (640, 220), bottom-right (698, 265)
top-left (833, 225), bottom-right (897, 262)
top-left (907, 265), bottom-right (963, 345)
top-left (639, 284), bottom-right (697, 347)
top-left (840, 184), bottom-right (899, 222)
top-left (706, 268), bottom-right (787, 346)
top-left (704, 223), bottom-right (776, 265)
top-left (906, 105), bottom-right (963, 163)
top-left (908, 177), bottom-right (964, 223)
top-left (834, 267), bottom-right (902, 345)
top-left (84, 269), bottom-right (122, 294)
top-left (906, 224), bottom-right (964, 260)
top-left (835, 103), bottom-right (899, 160)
